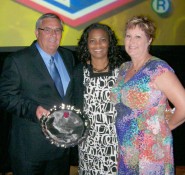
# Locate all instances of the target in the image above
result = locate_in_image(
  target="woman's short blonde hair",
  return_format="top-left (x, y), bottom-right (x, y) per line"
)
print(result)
top-left (125, 16), bottom-right (156, 40)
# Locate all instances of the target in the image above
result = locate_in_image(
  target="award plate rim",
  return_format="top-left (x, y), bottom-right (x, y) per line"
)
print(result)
top-left (40, 104), bottom-right (89, 148)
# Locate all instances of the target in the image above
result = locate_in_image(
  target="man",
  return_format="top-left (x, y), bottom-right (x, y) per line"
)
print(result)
top-left (0, 13), bottom-right (75, 175)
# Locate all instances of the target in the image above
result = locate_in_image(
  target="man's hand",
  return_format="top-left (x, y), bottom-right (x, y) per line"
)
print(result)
top-left (36, 106), bottom-right (50, 120)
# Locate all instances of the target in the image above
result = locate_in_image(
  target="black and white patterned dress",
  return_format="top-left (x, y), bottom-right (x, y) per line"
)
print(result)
top-left (78, 67), bottom-right (119, 175)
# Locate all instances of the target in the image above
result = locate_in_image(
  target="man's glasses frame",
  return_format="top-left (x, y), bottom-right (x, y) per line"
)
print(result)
top-left (38, 27), bottom-right (63, 34)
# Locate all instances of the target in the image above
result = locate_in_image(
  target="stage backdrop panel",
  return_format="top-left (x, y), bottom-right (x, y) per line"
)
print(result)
top-left (0, 0), bottom-right (185, 47)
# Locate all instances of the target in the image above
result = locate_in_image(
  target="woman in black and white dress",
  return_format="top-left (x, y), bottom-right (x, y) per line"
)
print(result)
top-left (72, 23), bottom-right (125, 175)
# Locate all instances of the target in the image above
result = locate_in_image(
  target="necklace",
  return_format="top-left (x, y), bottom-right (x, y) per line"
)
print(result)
top-left (91, 62), bottom-right (109, 73)
top-left (132, 58), bottom-right (151, 73)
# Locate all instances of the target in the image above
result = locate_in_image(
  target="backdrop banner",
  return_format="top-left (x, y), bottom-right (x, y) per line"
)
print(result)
top-left (0, 0), bottom-right (185, 46)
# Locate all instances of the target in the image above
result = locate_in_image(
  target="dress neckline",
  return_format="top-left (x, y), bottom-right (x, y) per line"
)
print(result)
top-left (124, 57), bottom-right (153, 83)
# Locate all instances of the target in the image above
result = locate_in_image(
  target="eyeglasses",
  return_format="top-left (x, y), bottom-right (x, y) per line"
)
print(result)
top-left (38, 27), bottom-right (63, 34)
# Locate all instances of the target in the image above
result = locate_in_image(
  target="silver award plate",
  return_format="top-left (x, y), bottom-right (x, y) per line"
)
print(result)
top-left (40, 104), bottom-right (89, 148)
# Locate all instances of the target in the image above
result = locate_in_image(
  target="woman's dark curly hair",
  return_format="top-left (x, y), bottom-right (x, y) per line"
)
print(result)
top-left (76, 23), bottom-right (125, 69)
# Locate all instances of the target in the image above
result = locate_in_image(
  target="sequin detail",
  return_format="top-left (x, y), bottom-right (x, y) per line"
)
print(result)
top-left (110, 57), bottom-right (174, 175)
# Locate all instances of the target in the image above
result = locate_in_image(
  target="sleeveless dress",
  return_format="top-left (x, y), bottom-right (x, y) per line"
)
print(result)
top-left (78, 66), bottom-right (119, 175)
top-left (110, 57), bottom-right (174, 175)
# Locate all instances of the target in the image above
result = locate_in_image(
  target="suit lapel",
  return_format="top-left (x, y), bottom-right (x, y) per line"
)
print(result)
top-left (29, 42), bottom-right (56, 87)
top-left (58, 49), bottom-right (72, 78)
top-left (57, 47), bottom-right (74, 102)
top-left (28, 42), bottom-right (73, 101)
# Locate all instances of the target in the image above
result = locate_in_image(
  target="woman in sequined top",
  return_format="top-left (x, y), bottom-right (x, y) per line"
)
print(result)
top-left (110, 16), bottom-right (185, 175)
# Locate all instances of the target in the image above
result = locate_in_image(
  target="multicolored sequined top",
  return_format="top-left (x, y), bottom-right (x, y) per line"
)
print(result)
top-left (110, 57), bottom-right (174, 175)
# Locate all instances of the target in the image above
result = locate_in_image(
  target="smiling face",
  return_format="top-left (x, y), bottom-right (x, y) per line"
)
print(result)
top-left (35, 17), bottom-right (62, 55)
top-left (124, 25), bottom-right (152, 59)
top-left (87, 28), bottom-right (109, 60)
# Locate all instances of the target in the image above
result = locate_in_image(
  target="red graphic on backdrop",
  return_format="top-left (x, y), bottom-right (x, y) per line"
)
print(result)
top-left (15, 0), bottom-right (136, 27)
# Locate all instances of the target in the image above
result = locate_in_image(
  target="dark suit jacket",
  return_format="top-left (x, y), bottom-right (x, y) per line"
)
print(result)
top-left (0, 41), bottom-right (75, 161)
top-left (71, 63), bottom-right (84, 112)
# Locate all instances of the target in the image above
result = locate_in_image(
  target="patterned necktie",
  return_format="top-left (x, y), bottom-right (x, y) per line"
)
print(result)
top-left (50, 56), bottom-right (64, 98)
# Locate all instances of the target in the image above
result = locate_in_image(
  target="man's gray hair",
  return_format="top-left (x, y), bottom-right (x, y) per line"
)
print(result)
top-left (35, 13), bottom-right (63, 29)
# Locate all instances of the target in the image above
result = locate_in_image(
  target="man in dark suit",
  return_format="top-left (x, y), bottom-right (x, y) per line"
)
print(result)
top-left (0, 13), bottom-right (75, 175)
